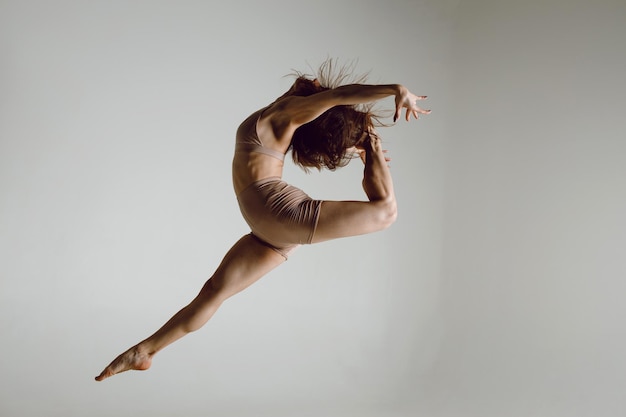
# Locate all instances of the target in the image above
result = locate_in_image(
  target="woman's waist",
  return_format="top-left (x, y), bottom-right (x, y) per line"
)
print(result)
top-left (232, 164), bottom-right (283, 196)
top-left (234, 175), bottom-right (285, 198)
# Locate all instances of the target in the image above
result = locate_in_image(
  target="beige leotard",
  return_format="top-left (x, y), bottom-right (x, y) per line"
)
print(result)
top-left (233, 108), bottom-right (321, 259)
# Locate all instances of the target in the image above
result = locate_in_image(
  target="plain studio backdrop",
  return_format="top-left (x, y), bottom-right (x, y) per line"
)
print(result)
top-left (1, 0), bottom-right (625, 416)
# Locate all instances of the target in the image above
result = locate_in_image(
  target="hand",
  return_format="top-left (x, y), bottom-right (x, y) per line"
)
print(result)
top-left (394, 86), bottom-right (431, 122)
top-left (350, 128), bottom-right (392, 166)
top-left (351, 148), bottom-right (390, 163)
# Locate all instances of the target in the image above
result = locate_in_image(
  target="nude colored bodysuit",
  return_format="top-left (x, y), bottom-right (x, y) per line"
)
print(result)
top-left (234, 108), bottom-right (321, 259)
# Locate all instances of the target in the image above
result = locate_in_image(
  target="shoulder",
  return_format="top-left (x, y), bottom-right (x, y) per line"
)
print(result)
top-left (265, 92), bottom-right (340, 128)
top-left (255, 101), bottom-right (293, 144)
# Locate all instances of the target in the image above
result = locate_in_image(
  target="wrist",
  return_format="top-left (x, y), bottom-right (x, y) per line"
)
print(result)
top-left (394, 84), bottom-right (406, 96)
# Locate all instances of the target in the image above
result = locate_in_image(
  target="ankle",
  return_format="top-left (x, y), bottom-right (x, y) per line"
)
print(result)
top-left (134, 342), bottom-right (156, 357)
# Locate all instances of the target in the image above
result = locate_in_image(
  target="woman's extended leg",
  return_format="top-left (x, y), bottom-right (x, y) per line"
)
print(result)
top-left (95, 234), bottom-right (285, 381)
top-left (312, 132), bottom-right (398, 242)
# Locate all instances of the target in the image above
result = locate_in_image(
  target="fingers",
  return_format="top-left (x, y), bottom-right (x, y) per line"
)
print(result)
top-left (358, 148), bottom-right (366, 164)
top-left (395, 95), bottom-right (431, 123)
top-left (410, 96), bottom-right (431, 119)
top-left (394, 106), bottom-right (402, 123)
top-left (381, 149), bottom-right (392, 165)
top-left (406, 108), bottom-right (424, 121)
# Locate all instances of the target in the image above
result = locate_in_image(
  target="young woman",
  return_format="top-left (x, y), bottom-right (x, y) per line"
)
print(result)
top-left (95, 63), bottom-right (430, 381)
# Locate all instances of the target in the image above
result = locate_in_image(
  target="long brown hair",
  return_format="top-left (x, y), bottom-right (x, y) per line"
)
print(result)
top-left (285, 61), bottom-right (383, 171)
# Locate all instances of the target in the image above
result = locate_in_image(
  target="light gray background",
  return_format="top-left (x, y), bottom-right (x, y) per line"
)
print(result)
top-left (1, 1), bottom-right (624, 416)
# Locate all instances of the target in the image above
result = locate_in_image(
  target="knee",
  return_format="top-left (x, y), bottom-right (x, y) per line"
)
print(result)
top-left (386, 199), bottom-right (398, 228)
top-left (199, 276), bottom-right (228, 302)
top-left (199, 269), bottom-right (247, 304)
top-left (375, 198), bottom-right (398, 230)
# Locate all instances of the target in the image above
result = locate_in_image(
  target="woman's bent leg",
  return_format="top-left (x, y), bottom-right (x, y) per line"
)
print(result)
top-left (95, 234), bottom-right (285, 381)
top-left (311, 133), bottom-right (397, 243)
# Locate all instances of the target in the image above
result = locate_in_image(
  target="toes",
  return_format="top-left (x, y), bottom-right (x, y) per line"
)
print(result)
top-left (95, 367), bottom-right (112, 381)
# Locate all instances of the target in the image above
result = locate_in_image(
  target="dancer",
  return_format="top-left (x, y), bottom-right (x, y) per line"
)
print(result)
top-left (95, 62), bottom-right (430, 381)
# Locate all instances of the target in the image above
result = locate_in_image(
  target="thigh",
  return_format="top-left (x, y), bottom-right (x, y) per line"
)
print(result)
top-left (311, 199), bottom-right (394, 244)
top-left (238, 178), bottom-right (320, 248)
top-left (209, 234), bottom-right (286, 300)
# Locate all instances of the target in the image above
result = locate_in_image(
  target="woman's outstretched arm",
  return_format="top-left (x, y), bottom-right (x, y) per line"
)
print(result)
top-left (274, 83), bottom-right (430, 127)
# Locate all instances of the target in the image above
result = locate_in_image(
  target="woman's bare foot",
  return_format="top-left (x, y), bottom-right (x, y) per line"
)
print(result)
top-left (95, 345), bottom-right (153, 381)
